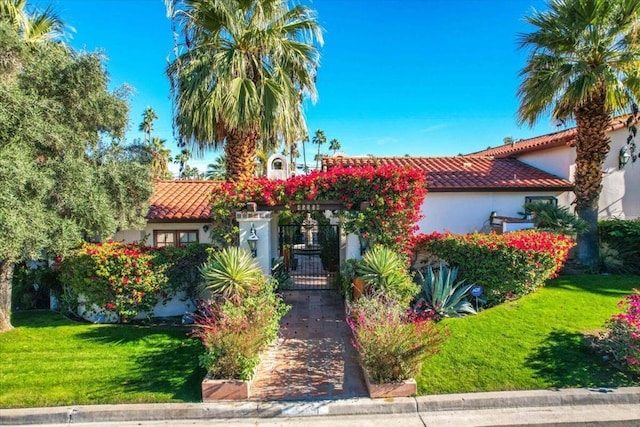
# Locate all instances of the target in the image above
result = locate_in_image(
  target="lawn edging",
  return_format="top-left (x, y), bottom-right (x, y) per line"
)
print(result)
top-left (2, 387), bottom-right (640, 424)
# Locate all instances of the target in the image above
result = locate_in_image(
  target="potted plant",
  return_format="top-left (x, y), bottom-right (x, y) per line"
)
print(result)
top-left (318, 226), bottom-right (339, 272)
top-left (347, 293), bottom-right (445, 398)
top-left (195, 247), bottom-right (289, 400)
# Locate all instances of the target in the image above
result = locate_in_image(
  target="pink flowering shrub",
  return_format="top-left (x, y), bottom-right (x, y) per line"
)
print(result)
top-left (59, 241), bottom-right (167, 322)
top-left (598, 288), bottom-right (640, 375)
top-left (347, 294), bottom-right (445, 383)
top-left (413, 230), bottom-right (575, 305)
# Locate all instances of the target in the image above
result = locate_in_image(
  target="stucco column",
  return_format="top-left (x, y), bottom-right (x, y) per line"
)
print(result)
top-left (236, 211), bottom-right (274, 276)
top-left (345, 233), bottom-right (361, 261)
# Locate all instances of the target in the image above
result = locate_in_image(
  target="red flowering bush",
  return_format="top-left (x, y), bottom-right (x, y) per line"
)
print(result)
top-left (347, 294), bottom-right (445, 383)
top-left (413, 230), bottom-right (575, 305)
top-left (59, 241), bottom-right (168, 322)
top-left (598, 288), bottom-right (640, 376)
top-left (209, 166), bottom-right (427, 253)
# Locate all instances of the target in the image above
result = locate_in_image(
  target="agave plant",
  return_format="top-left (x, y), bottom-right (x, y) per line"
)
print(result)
top-left (356, 245), bottom-right (419, 307)
top-left (199, 247), bottom-right (264, 303)
top-left (415, 263), bottom-right (476, 318)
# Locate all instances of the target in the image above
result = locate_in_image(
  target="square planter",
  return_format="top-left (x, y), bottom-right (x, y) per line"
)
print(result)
top-left (363, 370), bottom-right (417, 398)
top-left (202, 376), bottom-right (252, 401)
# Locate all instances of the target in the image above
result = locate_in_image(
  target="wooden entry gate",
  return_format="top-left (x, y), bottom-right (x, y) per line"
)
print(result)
top-left (278, 224), bottom-right (340, 290)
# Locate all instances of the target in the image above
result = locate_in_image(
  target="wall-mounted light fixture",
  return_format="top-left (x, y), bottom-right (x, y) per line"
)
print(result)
top-left (247, 224), bottom-right (259, 257)
top-left (620, 146), bottom-right (632, 169)
top-left (358, 233), bottom-right (370, 255)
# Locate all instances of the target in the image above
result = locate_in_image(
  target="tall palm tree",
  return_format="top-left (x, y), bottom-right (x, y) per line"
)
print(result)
top-left (139, 107), bottom-right (158, 144)
top-left (312, 129), bottom-right (326, 170)
top-left (329, 138), bottom-right (341, 155)
top-left (174, 148), bottom-right (191, 179)
top-left (206, 155), bottom-right (226, 180)
top-left (300, 133), bottom-right (309, 173)
top-left (518, 0), bottom-right (640, 268)
top-left (166, 0), bottom-right (322, 182)
top-left (0, 0), bottom-right (63, 43)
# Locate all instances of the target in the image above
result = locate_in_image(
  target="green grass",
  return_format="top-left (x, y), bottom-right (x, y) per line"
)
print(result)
top-left (0, 311), bottom-right (205, 408)
top-left (418, 274), bottom-right (639, 394)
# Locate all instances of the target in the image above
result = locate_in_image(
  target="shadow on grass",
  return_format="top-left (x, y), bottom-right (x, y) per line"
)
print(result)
top-left (524, 329), bottom-right (636, 389)
top-left (77, 326), bottom-right (206, 402)
top-left (550, 275), bottom-right (639, 298)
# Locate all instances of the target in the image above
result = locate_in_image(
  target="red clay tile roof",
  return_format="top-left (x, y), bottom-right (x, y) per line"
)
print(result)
top-left (146, 180), bottom-right (219, 221)
top-left (322, 156), bottom-right (572, 191)
top-left (467, 116), bottom-right (630, 158)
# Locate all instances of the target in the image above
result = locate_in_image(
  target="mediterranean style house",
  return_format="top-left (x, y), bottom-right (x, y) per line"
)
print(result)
top-left (114, 116), bottom-right (639, 244)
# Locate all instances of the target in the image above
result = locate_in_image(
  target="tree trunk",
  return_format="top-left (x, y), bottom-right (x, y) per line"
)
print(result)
top-left (224, 129), bottom-right (259, 182)
top-left (573, 93), bottom-right (610, 269)
top-left (0, 259), bottom-right (15, 332)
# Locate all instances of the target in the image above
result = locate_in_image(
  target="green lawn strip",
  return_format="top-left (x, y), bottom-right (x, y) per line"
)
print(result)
top-left (0, 311), bottom-right (205, 408)
top-left (418, 275), bottom-right (639, 394)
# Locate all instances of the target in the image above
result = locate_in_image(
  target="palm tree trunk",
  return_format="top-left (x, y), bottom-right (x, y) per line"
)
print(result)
top-left (224, 129), bottom-right (259, 182)
top-left (0, 259), bottom-right (15, 332)
top-left (573, 95), bottom-right (610, 268)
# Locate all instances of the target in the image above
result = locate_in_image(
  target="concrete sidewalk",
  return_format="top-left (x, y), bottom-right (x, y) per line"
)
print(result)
top-left (2, 387), bottom-right (640, 425)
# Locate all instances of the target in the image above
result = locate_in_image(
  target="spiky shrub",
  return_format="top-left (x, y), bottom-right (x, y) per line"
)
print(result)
top-left (415, 263), bottom-right (476, 318)
top-left (597, 288), bottom-right (640, 376)
top-left (199, 247), bottom-right (263, 303)
top-left (599, 219), bottom-right (640, 274)
top-left (522, 202), bottom-right (587, 235)
top-left (347, 294), bottom-right (445, 383)
top-left (356, 245), bottom-right (419, 307)
top-left (191, 281), bottom-right (290, 380)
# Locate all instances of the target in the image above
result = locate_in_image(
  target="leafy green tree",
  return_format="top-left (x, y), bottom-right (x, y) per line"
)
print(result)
top-left (329, 138), bottom-right (341, 155)
top-left (517, 0), bottom-right (640, 268)
top-left (301, 134), bottom-right (310, 173)
top-left (166, 0), bottom-right (322, 182)
top-left (312, 129), bottom-right (326, 170)
top-left (174, 148), bottom-right (191, 179)
top-left (0, 21), bottom-right (153, 331)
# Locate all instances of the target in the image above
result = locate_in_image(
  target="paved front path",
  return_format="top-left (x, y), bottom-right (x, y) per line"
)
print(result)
top-left (251, 290), bottom-right (367, 400)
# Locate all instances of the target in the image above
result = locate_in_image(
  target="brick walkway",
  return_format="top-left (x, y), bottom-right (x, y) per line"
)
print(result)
top-left (251, 290), bottom-right (367, 400)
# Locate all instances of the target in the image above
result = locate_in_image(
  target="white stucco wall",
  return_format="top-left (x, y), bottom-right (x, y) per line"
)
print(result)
top-left (599, 127), bottom-right (640, 219)
top-left (417, 191), bottom-right (565, 234)
top-left (515, 126), bottom-right (640, 220)
top-left (113, 222), bottom-right (212, 246)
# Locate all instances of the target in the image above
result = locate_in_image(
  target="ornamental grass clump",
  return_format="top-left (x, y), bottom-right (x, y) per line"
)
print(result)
top-left (191, 281), bottom-right (289, 380)
top-left (597, 288), bottom-right (640, 376)
top-left (347, 294), bottom-right (445, 384)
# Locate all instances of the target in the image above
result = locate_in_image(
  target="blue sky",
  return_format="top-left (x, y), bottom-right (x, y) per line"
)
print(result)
top-left (33, 0), bottom-right (554, 173)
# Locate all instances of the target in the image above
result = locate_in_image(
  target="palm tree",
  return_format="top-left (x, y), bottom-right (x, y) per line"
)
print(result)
top-left (517, 0), bottom-right (640, 268)
top-left (300, 134), bottom-right (310, 173)
top-left (312, 129), bottom-right (326, 170)
top-left (149, 137), bottom-right (173, 180)
top-left (166, 0), bottom-right (322, 182)
top-left (329, 138), bottom-right (341, 155)
top-left (0, 0), bottom-right (63, 43)
top-left (206, 155), bottom-right (226, 180)
top-left (174, 148), bottom-right (191, 179)
top-left (139, 107), bottom-right (157, 144)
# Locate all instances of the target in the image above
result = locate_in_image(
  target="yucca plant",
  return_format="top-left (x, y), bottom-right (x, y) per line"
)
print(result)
top-left (415, 263), bottom-right (476, 318)
top-left (199, 247), bottom-right (264, 303)
top-left (356, 245), bottom-right (419, 307)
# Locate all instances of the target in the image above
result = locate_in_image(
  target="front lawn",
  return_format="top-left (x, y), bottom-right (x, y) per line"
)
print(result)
top-left (418, 274), bottom-right (639, 394)
top-left (0, 312), bottom-right (205, 408)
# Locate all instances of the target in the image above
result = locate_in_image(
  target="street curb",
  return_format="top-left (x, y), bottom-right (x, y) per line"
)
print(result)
top-left (1, 387), bottom-right (639, 425)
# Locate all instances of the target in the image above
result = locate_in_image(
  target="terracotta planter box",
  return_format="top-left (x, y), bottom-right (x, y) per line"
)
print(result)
top-left (363, 370), bottom-right (417, 398)
top-left (202, 376), bottom-right (252, 401)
